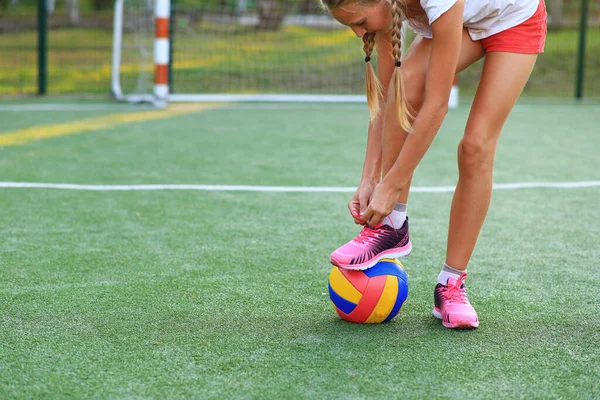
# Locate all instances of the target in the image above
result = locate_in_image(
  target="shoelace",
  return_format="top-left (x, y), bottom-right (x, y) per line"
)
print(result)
top-left (354, 220), bottom-right (401, 244)
top-left (353, 226), bottom-right (381, 244)
top-left (442, 273), bottom-right (469, 304)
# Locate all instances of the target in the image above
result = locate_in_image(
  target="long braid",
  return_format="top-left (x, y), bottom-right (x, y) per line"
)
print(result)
top-left (363, 32), bottom-right (382, 121)
top-left (319, 0), bottom-right (387, 122)
top-left (390, 0), bottom-right (414, 132)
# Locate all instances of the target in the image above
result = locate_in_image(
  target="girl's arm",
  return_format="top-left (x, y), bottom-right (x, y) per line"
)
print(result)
top-left (361, 31), bottom-right (396, 184)
top-left (381, 0), bottom-right (464, 191)
top-left (350, 31), bottom-right (396, 224)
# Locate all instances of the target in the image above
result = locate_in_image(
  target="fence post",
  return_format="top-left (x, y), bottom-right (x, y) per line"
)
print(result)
top-left (38, 0), bottom-right (48, 95)
top-left (575, 0), bottom-right (589, 100)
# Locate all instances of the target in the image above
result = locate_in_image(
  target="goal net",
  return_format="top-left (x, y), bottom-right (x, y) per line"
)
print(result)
top-left (112, 0), bottom-right (156, 103)
top-left (111, 0), bottom-right (460, 106)
top-left (112, 0), bottom-right (381, 104)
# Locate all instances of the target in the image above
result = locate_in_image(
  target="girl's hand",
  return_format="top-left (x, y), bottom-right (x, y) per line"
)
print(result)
top-left (361, 181), bottom-right (400, 227)
top-left (348, 180), bottom-right (375, 225)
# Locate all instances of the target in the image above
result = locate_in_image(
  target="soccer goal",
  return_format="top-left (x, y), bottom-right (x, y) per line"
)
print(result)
top-left (112, 0), bottom-right (458, 107)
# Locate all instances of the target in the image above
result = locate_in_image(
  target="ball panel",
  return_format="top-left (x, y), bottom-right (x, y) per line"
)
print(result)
top-left (363, 258), bottom-right (407, 279)
top-left (328, 267), bottom-right (362, 303)
top-left (383, 277), bottom-right (409, 322)
top-left (347, 275), bottom-right (387, 323)
top-left (365, 274), bottom-right (399, 323)
top-left (338, 267), bottom-right (369, 293)
top-left (328, 283), bottom-right (358, 315)
top-left (334, 307), bottom-right (352, 321)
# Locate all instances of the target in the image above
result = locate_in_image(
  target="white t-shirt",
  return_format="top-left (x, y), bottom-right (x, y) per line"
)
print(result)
top-left (406, 0), bottom-right (539, 40)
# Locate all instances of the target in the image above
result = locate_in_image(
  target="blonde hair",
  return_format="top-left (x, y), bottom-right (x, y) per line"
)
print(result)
top-left (362, 31), bottom-right (383, 120)
top-left (320, 0), bottom-right (413, 130)
top-left (389, 0), bottom-right (414, 132)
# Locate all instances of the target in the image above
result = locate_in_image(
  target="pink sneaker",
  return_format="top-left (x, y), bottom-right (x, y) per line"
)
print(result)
top-left (433, 273), bottom-right (479, 329)
top-left (330, 218), bottom-right (412, 270)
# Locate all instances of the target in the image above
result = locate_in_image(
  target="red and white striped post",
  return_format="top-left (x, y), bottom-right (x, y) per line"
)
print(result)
top-left (154, 0), bottom-right (170, 105)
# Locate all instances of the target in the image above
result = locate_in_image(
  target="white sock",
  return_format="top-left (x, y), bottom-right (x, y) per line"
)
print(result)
top-left (382, 203), bottom-right (407, 229)
top-left (437, 263), bottom-right (465, 285)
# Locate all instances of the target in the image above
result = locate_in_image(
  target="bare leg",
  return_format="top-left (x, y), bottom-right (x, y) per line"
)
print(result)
top-left (381, 30), bottom-right (485, 204)
top-left (446, 52), bottom-right (538, 270)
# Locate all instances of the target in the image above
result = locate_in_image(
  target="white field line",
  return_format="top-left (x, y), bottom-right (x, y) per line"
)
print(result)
top-left (0, 181), bottom-right (599, 193)
top-left (0, 103), bottom-right (344, 113)
top-left (3, 102), bottom-right (598, 113)
top-left (0, 104), bottom-right (153, 112)
top-left (0, 102), bottom-right (363, 112)
top-left (0, 103), bottom-right (522, 112)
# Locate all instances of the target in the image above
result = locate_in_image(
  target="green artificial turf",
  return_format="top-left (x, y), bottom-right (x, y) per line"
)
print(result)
top-left (0, 101), bottom-right (599, 399)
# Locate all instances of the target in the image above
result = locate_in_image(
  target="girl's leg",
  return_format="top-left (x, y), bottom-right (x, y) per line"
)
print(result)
top-left (446, 52), bottom-right (538, 270)
top-left (329, 31), bottom-right (484, 270)
top-left (381, 29), bottom-right (485, 203)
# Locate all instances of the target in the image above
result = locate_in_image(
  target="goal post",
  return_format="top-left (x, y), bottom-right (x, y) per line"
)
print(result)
top-left (111, 0), bottom-right (458, 107)
top-left (112, 0), bottom-right (170, 105)
top-left (153, 0), bottom-right (170, 105)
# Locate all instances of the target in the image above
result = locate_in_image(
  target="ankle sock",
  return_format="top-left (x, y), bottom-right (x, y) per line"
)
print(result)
top-left (437, 263), bottom-right (465, 285)
top-left (382, 203), bottom-right (407, 229)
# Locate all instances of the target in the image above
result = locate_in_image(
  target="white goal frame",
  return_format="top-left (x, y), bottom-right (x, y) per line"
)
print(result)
top-left (111, 0), bottom-right (458, 107)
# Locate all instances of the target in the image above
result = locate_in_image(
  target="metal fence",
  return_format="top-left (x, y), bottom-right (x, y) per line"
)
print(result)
top-left (0, 0), bottom-right (598, 99)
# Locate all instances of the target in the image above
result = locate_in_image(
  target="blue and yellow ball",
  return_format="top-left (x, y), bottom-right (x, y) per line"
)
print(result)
top-left (328, 258), bottom-right (408, 324)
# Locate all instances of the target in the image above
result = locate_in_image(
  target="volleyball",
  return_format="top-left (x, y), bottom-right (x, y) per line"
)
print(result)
top-left (328, 258), bottom-right (408, 324)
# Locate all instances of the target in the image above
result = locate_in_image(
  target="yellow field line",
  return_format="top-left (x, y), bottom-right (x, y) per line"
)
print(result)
top-left (0, 103), bottom-right (221, 147)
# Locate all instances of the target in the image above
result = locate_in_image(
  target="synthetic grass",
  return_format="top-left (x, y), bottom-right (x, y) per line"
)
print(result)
top-left (0, 102), bottom-right (599, 398)
top-left (1, 102), bottom-right (599, 185)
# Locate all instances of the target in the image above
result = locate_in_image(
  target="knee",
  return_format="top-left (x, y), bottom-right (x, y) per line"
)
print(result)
top-left (400, 62), bottom-right (426, 110)
top-left (457, 129), bottom-right (498, 177)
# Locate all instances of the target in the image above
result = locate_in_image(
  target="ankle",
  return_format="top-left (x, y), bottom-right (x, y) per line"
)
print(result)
top-left (437, 263), bottom-right (465, 285)
top-left (382, 203), bottom-right (407, 228)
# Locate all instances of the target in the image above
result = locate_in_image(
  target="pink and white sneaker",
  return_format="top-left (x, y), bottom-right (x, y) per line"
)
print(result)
top-left (433, 273), bottom-right (479, 329)
top-left (330, 218), bottom-right (412, 270)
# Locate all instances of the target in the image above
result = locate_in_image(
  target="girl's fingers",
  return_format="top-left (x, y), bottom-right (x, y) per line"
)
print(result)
top-left (349, 200), bottom-right (360, 215)
top-left (363, 207), bottom-right (384, 227)
top-left (350, 203), bottom-right (366, 224)
top-left (361, 208), bottom-right (373, 225)
top-left (370, 215), bottom-right (384, 227)
top-left (350, 209), bottom-right (365, 225)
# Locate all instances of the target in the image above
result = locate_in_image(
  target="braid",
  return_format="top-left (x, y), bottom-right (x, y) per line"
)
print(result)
top-left (362, 32), bottom-right (376, 58)
top-left (363, 32), bottom-right (382, 121)
top-left (319, 0), bottom-right (390, 123)
top-left (390, 0), bottom-right (414, 132)
top-left (390, 0), bottom-right (403, 67)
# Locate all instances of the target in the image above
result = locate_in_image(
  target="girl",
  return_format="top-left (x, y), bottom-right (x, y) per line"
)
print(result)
top-left (321, 0), bottom-right (547, 328)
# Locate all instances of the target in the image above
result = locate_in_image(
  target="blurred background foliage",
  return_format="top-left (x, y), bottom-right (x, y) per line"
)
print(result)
top-left (0, 0), bottom-right (598, 98)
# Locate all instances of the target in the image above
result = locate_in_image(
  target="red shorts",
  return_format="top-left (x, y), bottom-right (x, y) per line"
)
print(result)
top-left (480, 0), bottom-right (547, 54)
